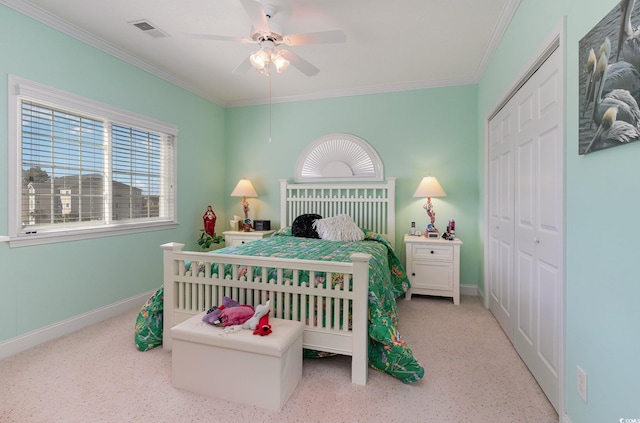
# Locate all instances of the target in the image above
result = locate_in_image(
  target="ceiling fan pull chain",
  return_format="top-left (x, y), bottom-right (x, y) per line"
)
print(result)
top-left (269, 73), bottom-right (272, 143)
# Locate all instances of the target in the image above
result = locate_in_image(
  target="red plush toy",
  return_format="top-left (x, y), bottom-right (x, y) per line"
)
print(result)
top-left (253, 310), bottom-right (272, 336)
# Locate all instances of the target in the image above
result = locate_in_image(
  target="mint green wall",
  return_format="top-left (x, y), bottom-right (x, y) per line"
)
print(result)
top-left (8, 2), bottom-right (638, 421)
top-left (225, 86), bottom-right (480, 287)
top-left (479, 0), bottom-right (640, 421)
top-left (0, 6), bottom-right (226, 342)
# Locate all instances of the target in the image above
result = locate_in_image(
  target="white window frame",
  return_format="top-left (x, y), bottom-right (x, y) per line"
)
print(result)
top-left (7, 75), bottom-right (178, 247)
top-left (294, 133), bottom-right (383, 182)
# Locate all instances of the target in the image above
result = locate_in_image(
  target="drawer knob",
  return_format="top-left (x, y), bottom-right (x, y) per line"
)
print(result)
top-left (412, 273), bottom-right (415, 276)
top-left (430, 250), bottom-right (434, 254)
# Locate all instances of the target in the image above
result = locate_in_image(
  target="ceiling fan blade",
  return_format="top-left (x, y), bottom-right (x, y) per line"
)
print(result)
top-left (183, 32), bottom-right (255, 44)
top-left (279, 49), bottom-right (320, 76)
top-left (240, 0), bottom-right (271, 33)
top-left (232, 56), bottom-right (253, 74)
top-left (283, 29), bottom-right (346, 46)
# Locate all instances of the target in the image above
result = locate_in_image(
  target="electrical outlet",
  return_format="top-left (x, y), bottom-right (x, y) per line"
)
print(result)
top-left (577, 365), bottom-right (588, 403)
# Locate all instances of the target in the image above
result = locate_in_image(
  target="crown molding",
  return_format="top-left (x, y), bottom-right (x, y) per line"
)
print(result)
top-left (1, 0), bottom-right (224, 105)
top-left (473, 0), bottom-right (521, 81)
top-left (3, 0), bottom-right (517, 109)
top-left (227, 76), bottom-right (477, 108)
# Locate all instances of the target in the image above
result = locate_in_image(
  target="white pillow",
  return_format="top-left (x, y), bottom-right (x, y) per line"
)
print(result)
top-left (313, 214), bottom-right (365, 242)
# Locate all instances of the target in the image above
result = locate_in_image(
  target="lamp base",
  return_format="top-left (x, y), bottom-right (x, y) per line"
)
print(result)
top-left (243, 218), bottom-right (253, 232)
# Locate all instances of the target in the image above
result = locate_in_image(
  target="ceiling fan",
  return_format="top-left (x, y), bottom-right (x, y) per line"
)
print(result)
top-left (185, 0), bottom-right (346, 76)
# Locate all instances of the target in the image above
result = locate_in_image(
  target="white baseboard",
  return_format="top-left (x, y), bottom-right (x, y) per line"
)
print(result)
top-left (476, 286), bottom-right (486, 307)
top-left (460, 283), bottom-right (478, 297)
top-left (0, 290), bottom-right (154, 361)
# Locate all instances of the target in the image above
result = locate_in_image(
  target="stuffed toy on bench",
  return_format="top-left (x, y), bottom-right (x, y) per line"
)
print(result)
top-left (220, 300), bottom-right (271, 334)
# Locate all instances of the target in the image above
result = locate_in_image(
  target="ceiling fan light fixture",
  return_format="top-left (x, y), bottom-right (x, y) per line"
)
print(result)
top-left (272, 52), bottom-right (289, 73)
top-left (250, 49), bottom-right (270, 70)
top-left (185, 0), bottom-right (346, 78)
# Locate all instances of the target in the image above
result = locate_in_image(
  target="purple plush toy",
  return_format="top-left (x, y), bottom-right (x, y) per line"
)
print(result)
top-left (202, 296), bottom-right (240, 325)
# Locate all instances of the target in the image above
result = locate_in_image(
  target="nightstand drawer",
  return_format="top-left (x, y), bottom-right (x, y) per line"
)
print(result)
top-left (412, 244), bottom-right (453, 261)
top-left (223, 230), bottom-right (275, 246)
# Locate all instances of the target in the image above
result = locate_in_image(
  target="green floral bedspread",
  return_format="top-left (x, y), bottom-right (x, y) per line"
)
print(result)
top-left (210, 229), bottom-right (424, 384)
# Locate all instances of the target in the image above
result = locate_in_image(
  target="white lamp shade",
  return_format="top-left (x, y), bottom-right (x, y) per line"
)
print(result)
top-left (250, 50), bottom-right (269, 70)
top-left (413, 176), bottom-right (447, 198)
top-left (273, 52), bottom-right (289, 73)
top-left (231, 178), bottom-right (258, 198)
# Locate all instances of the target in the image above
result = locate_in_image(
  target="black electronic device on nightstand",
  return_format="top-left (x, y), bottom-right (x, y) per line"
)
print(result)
top-left (253, 220), bottom-right (271, 231)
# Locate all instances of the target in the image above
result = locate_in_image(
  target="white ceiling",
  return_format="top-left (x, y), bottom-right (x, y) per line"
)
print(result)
top-left (4, 0), bottom-right (520, 107)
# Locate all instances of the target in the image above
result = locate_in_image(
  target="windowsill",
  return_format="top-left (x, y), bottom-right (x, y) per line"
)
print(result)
top-left (8, 222), bottom-right (178, 248)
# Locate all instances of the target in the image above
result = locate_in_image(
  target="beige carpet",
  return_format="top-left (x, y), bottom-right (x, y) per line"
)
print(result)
top-left (0, 295), bottom-right (558, 423)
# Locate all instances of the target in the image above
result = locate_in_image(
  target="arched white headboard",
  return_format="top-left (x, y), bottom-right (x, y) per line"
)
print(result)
top-left (294, 133), bottom-right (383, 182)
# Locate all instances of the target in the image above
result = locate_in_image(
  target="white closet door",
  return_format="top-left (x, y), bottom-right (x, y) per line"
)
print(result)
top-left (512, 47), bottom-right (562, 412)
top-left (487, 47), bottom-right (562, 412)
top-left (488, 105), bottom-right (516, 340)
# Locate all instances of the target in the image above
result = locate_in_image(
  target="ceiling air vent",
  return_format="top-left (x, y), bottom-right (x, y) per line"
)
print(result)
top-left (129, 20), bottom-right (169, 38)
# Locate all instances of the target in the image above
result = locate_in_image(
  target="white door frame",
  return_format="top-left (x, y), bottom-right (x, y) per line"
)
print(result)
top-left (483, 19), bottom-right (566, 421)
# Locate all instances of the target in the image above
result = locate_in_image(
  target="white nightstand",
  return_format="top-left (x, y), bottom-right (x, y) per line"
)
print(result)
top-left (223, 230), bottom-right (275, 246)
top-left (404, 235), bottom-right (462, 305)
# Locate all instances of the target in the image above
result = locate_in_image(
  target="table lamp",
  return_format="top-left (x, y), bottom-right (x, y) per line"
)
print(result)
top-left (413, 175), bottom-right (447, 237)
top-left (231, 178), bottom-right (258, 231)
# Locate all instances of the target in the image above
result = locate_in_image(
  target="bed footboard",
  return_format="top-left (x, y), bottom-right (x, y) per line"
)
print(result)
top-left (161, 242), bottom-right (371, 385)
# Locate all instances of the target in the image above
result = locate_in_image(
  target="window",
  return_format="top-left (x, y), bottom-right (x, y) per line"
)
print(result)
top-left (8, 75), bottom-right (177, 247)
top-left (294, 133), bottom-right (383, 182)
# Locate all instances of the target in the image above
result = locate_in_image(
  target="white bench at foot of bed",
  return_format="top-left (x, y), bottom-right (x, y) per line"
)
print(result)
top-left (161, 242), bottom-right (371, 385)
top-left (172, 312), bottom-right (304, 410)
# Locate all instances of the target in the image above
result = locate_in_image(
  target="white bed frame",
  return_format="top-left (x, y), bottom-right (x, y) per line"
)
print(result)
top-left (161, 177), bottom-right (396, 385)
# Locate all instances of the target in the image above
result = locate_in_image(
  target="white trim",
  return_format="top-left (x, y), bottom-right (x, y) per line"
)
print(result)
top-left (227, 76), bottom-right (477, 108)
top-left (460, 284), bottom-right (478, 297)
top-left (7, 75), bottom-right (179, 247)
top-left (476, 286), bottom-right (486, 304)
top-left (0, 290), bottom-right (154, 360)
top-left (1, 0), bottom-right (520, 108)
top-left (0, 0), bottom-right (222, 104)
top-left (473, 0), bottom-right (522, 81)
top-left (483, 19), bottom-right (566, 421)
top-left (9, 221), bottom-right (179, 248)
top-left (10, 75), bottom-right (179, 135)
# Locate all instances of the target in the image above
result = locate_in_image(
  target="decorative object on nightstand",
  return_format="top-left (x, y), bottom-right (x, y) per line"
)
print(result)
top-left (198, 205), bottom-right (224, 250)
top-left (230, 178), bottom-right (258, 231)
top-left (404, 235), bottom-right (462, 305)
top-left (442, 219), bottom-right (456, 240)
top-left (413, 175), bottom-right (447, 238)
top-left (203, 205), bottom-right (217, 236)
top-left (253, 220), bottom-right (271, 230)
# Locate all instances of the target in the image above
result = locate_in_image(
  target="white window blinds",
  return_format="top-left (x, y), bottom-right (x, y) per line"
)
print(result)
top-left (9, 75), bottom-right (177, 246)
